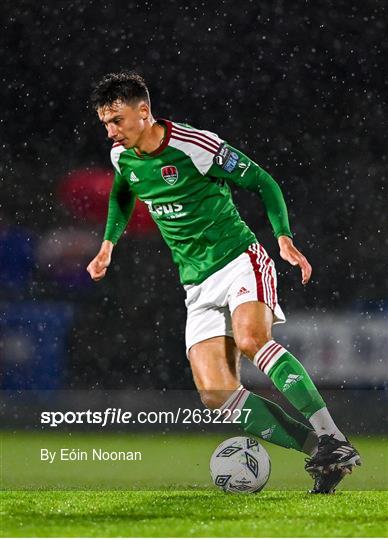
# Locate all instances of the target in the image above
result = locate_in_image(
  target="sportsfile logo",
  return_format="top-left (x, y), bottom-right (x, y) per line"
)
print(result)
top-left (283, 374), bottom-right (303, 391)
top-left (40, 407), bottom-right (252, 427)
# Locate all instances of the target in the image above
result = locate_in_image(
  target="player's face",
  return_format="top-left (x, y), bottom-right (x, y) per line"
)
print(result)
top-left (97, 100), bottom-right (149, 149)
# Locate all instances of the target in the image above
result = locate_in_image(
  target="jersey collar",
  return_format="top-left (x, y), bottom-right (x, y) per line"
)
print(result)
top-left (148, 118), bottom-right (172, 156)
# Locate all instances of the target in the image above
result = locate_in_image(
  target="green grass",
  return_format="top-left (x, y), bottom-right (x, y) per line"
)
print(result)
top-left (1, 490), bottom-right (387, 537)
top-left (1, 433), bottom-right (387, 537)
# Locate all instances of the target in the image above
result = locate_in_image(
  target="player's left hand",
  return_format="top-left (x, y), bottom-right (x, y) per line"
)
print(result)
top-left (278, 236), bottom-right (312, 285)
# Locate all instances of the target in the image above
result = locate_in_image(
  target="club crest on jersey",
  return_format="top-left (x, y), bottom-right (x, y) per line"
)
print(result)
top-left (161, 165), bottom-right (179, 185)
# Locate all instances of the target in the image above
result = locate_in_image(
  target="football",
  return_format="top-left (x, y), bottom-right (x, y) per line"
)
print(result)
top-left (210, 436), bottom-right (271, 493)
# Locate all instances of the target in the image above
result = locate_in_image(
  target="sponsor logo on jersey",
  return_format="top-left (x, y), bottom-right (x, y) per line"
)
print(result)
top-left (130, 171), bottom-right (139, 182)
top-left (213, 144), bottom-right (239, 172)
top-left (214, 145), bottom-right (229, 166)
top-left (144, 200), bottom-right (186, 218)
top-left (161, 165), bottom-right (179, 185)
top-left (224, 151), bottom-right (239, 172)
top-left (240, 161), bottom-right (251, 177)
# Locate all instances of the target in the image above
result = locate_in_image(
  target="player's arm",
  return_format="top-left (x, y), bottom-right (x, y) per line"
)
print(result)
top-left (87, 171), bottom-right (135, 281)
top-left (208, 144), bottom-right (312, 284)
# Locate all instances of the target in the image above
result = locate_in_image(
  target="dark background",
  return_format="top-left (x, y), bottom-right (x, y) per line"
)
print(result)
top-left (1, 0), bottom-right (387, 390)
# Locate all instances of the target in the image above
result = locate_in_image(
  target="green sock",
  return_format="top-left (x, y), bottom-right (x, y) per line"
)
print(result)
top-left (242, 393), bottom-right (315, 454)
top-left (222, 387), bottom-right (316, 454)
top-left (253, 340), bottom-right (326, 419)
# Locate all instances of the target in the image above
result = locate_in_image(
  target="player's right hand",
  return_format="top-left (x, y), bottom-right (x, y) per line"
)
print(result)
top-left (278, 235), bottom-right (312, 285)
top-left (87, 244), bottom-right (113, 281)
top-left (87, 251), bottom-right (111, 281)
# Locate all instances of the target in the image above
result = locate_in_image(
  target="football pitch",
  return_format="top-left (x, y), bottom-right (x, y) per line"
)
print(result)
top-left (1, 433), bottom-right (387, 537)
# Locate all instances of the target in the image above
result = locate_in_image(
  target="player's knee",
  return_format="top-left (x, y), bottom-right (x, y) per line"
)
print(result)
top-left (199, 390), bottom-right (228, 410)
top-left (236, 334), bottom-right (272, 360)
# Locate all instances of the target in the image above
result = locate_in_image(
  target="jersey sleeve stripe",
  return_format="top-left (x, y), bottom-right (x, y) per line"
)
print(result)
top-left (172, 122), bottom-right (221, 141)
top-left (171, 125), bottom-right (221, 151)
top-left (172, 128), bottom-right (220, 152)
top-left (170, 133), bottom-right (218, 155)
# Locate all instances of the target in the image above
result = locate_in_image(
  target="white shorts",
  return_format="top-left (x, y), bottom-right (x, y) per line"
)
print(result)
top-left (184, 242), bottom-right (286, 355)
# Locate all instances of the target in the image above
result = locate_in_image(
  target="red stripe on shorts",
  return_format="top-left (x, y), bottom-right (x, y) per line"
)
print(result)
top-left (258, 245), bottom-right (271, 306)
top-left (246, 246), bottom-right (265, 305)
top-left (260, 244), bottom-right (276, 306)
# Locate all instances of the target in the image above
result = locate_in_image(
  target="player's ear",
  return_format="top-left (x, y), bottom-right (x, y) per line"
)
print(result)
top-left (138, 101), bottom-right (150, 120)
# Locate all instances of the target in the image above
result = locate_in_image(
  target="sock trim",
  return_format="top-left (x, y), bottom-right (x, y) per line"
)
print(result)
top-left (308, 406), bottom-right (346, 440)
top-left (220, 385), bottom-right (249, 414)
top-left (253, 340), bottom-right (275, 366)
top-left (253, 340), bottom-right (287, 374)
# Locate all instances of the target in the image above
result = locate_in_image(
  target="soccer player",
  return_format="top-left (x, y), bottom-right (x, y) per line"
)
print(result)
top-left (87, 71), bottom-right (361, 493)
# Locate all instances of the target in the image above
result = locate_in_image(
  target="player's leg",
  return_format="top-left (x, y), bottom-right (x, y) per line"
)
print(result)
top-left (188, 335), bottom-right (317, 454)
top-left (232, 300), bottom-right (361, 481)
top-left (232, 301), bottom-right (328, 426)
top-left (227, 243), bottom-right (361, 481)
top-left (188, 336), bottom-right (240, 409)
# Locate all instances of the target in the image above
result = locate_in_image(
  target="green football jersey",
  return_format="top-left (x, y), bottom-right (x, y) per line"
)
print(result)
top-left (104, 119), bottom-right (292, 285)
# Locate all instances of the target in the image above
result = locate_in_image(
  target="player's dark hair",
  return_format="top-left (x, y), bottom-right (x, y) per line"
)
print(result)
top-left (91, 71), bottom-right (150, 109)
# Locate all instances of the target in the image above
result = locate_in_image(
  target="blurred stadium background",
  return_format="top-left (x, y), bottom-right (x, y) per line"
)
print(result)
top-left (1, 0), bottom-right (386, 458)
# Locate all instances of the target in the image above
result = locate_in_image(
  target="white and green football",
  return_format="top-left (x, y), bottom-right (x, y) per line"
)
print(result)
top-left (210, 436), bottom-right (271, 493)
